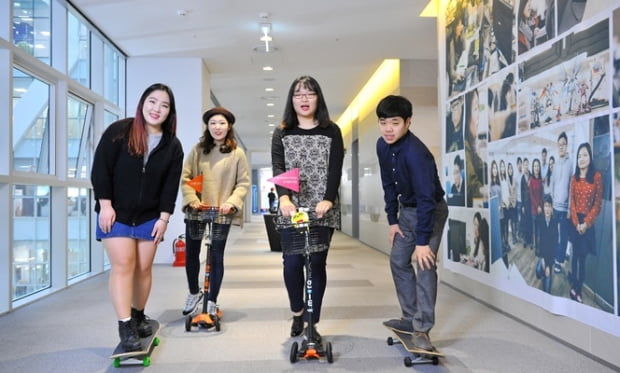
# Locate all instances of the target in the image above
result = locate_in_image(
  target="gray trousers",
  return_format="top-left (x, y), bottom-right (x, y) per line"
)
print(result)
top-left (390, 199), bottom-right (448, 333)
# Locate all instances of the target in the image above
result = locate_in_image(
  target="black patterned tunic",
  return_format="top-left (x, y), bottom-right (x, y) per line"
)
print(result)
top-left (271, 123), bottom-right (344, 232)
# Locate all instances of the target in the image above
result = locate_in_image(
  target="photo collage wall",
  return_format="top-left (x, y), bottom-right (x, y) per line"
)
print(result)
top-left (441, 0), bottom-right (620, 336)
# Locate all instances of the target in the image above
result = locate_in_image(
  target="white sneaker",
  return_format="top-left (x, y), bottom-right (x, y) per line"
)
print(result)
top-left (207, 300), bottom-right (217, 315)
top-left (182, 291), bottom-right (203, 315)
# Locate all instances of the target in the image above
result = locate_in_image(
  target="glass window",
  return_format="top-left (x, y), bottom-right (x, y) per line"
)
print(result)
top-left (67, 95), bottom-right (94, 179)
top-left (103, 43), bottom-right (120, 105)
top-left (68, 11), bottom-right (91, 88)
top-left (104, 110), bottom-right (119, 128)
top-left (13, 184), bottom-right (51, 300)
top-left (12, 0), bottom-right (51, 65)
top-left (12, 68), bottom-right (50, 174)
top-left (67, 187), bottom-right (90, 279)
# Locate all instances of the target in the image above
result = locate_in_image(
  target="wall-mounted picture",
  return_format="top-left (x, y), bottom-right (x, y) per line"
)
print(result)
top-left (445, 0), bottom-right (515, 98)
top-left (517, 19), bottom-right (610, 133)
top-left (488, 116), bottom-right (614, 313)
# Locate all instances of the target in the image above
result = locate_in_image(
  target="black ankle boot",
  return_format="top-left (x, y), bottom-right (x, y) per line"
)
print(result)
top-left (131, 308), bottom-right (153, 338)
top-left (118, 319), bottom-right (141, 352)
top-left (291, 315), bottom-right (304, 337)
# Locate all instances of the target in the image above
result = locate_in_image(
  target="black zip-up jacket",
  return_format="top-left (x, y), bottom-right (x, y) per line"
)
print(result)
top-left (91, 118), bottom-right (184, 226)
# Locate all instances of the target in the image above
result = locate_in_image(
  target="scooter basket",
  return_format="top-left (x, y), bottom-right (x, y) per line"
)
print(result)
top-left (185, 210), bottom-right (208, 240)
top-left (185, 208), bottom-right (233, 240)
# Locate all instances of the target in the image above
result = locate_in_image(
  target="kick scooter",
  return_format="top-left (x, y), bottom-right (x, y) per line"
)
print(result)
top-left (288, 208), bottom-right (333, 364)
top-left (184, 206), bottom-right (231, 332)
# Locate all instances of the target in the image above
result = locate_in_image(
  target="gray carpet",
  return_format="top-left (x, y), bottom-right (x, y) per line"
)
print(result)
top-left (0, 216), bottom-right (616, 372)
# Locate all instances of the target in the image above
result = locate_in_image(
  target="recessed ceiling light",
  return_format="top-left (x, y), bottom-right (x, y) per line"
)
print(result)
top-left (265, 88), bottom-right (274, 92)
top-left (266, 103), bottom-right (274, 107)
top-left (263, 66), bottom-right (273, 71)
top-left (267, 114), bottom-right (275, 118)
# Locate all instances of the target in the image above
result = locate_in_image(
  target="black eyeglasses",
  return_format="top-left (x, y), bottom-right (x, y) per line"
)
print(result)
top-left (292, 92), bottom-right (317, 100)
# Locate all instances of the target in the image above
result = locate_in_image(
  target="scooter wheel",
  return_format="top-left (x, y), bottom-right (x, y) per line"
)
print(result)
top-left (185, 315), bottom-right (192, 332)
top-left (214, 317), bottom-right (221, 331)
top-left (290, 341), bottom-right (299, 363)
top-left (387, 336), bottom-right (394, 346)
top-left (326, 341), bottom-right (333, 363)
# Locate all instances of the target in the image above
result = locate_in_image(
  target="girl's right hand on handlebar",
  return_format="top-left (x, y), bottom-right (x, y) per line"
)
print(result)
top-left (279, 198), bottom-right (296, 217)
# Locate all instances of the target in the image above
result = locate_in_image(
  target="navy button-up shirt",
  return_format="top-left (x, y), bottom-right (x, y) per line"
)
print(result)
top-left (376, 131), bottom-right (445, 245)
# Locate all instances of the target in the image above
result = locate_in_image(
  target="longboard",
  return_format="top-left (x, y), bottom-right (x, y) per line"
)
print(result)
top-left (385, 326), bottom-right (444, 366)
top-left (110, 320), bottom-right (160, 367)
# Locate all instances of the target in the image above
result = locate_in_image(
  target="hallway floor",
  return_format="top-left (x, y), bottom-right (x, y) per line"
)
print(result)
top-left (0, 215), bottom-right (616, 372)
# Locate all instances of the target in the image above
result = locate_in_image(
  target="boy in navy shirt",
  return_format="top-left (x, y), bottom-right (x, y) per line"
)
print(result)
top-left (376, 95), bottom-right (448, 351)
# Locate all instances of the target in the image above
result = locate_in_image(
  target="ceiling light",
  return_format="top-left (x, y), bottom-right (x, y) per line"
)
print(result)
top-left (260, 23), bottom-right (272, 52)
top-left (263, 66), bottom-right (273, 71)
top-left (266, 103), bottom-right (274, 107)
top-left (265, 88), bottom-right (274, 92)
top-left (267, 114), bottom-right (275, 118)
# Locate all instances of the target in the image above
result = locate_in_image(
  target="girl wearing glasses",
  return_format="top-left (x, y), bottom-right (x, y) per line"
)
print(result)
top-left (271, 76), bottom-right (344, 343)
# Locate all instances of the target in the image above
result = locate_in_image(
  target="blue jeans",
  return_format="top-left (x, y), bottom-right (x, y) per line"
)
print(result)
top-left (391, 200), bottom-right (448, 333)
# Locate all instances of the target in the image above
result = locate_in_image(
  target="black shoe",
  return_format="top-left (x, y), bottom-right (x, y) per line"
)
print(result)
top-left (131, 308), bottom-right (153, 338)
top-left (303, 326), bottom-right (322, 345)
top-left (118, 319), bottom-right (141, 352)
top-left (412, 331), bottom-right (433, 351)
top-left (382, 318), bottom-right (414, 333)
top-left (291, 315), bottom-right (303, 337)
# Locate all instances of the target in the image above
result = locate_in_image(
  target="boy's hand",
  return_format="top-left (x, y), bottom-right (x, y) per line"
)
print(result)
top-left (414, 245), bottom-right (435, 271)
top-left (388, 224), bottom-right (404, 247)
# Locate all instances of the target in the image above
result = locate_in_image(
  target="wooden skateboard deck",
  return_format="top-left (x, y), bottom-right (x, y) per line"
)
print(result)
top-left (385, 326), bottom-right (444, 366)
top-left (110, 320), bottom-right (160, 367)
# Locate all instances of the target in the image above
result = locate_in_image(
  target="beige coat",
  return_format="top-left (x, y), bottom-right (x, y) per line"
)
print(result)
top-left (180, 144), bottom-right (250, 226)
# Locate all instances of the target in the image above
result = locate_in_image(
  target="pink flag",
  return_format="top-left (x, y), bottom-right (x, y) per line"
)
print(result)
top-left (268, 168), bottom-right (300, 192)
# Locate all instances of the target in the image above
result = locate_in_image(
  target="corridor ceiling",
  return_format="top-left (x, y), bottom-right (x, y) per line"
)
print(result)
top-left (70, 0), bottom-right (438, 166)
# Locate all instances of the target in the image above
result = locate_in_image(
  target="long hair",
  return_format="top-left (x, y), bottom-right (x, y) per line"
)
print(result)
top-left (545, 156), bottom-right (554, 187)
top-left (491, 160), bottom-right (500, 186)
top-left (280, 76), bottom-right (331, 130)
top-left (574, 142), bottom-right (596, 183)
top-left (473, 212), bottom-right (490, 272)
top-left (200, 107), bottom-right (238, 154)
top-left (531, 158), bottom-right (541, 179)
top-left (127, 83), bottom-right (177, 156)
top-left (464, 88), bottom-right (479, 145)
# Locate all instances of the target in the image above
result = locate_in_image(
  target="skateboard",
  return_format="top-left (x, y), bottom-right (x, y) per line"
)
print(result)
top-left (385, 326), bottom-right (444, 367)
top-left (110, 320), bottom-right (160, 367)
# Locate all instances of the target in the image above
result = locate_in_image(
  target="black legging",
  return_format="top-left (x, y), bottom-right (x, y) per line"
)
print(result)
top-left (280, 226), bottom-right (333, 323)
top-left (283, 250), bottom-right (329, 323)
top-left (184, 223), bottom-right (231, 302)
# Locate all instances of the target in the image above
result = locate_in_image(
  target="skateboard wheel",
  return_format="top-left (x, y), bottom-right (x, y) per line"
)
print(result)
top-left (387, 336), bottom-right (394, 346)
top-left (113, 358), bottom-right (120, 368)
top-left (143, 356), bottom-right (151, 367)
top-left (404, 356), bottom-right (413, 367)
top-left (153, 337), bottom-right (160, 346)
top-left (290, 341), bottom-right (299, 363)
top-left (326, 341), bottom-right (333, 363)
top-left (432, 356), bottom-right (439, 365)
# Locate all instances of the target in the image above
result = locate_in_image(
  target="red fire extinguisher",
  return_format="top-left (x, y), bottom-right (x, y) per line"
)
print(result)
top-left (172, 234), bottom-right (186, 267)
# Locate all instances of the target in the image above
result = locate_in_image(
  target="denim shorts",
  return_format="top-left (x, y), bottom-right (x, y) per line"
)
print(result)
top-left (96, 216), bottom-right (157, 242)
